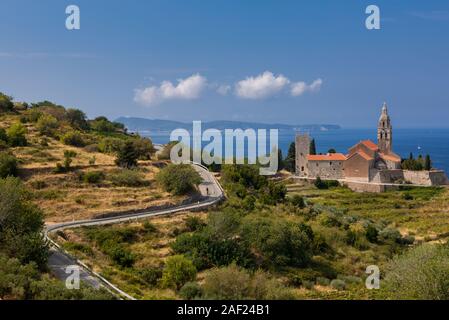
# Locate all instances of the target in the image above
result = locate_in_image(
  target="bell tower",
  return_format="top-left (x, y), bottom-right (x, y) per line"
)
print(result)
top-left (377, 102), bottom-right (392, 154)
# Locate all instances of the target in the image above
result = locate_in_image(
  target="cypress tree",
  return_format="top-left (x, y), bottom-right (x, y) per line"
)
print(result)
top-left (309, 139), bottom-right (317, 155)
top-left (424, 154), bottom-right (432, 171)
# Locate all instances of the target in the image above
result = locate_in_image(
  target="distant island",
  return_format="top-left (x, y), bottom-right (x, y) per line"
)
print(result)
top-left (115, 117), bottom-right (341, 134)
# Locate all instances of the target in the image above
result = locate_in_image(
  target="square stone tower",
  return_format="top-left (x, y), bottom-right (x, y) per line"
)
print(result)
top-left (295, 133), bottom-right (310, 177)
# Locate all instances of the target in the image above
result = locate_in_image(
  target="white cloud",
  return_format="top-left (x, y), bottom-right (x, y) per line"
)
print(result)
top-left (134, 73), bottom-right (207, 106)
top-left (235, 71), bottom-right (290, 99)
top-left (291, 78), bottom-right (323, 96)
top-left (216, 84), bottom-right (231, 96)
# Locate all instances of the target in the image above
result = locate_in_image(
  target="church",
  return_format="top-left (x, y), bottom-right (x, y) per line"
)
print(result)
top-left (295, 103), bottom-right (448, 190)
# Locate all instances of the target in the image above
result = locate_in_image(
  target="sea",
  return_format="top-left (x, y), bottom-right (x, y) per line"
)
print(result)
top-left (143, 128), bottom-right (449, 174)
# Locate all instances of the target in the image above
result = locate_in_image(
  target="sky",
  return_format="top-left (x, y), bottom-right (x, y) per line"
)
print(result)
top-left (1, 0), bottom-right (449, 128)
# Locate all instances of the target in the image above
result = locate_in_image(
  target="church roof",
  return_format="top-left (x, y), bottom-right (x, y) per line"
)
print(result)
top-left (360, 140), bottom-right (379, 151)
top-left (379, 152), bottom-right (401, 162)
top-left (307, 153), bottom-right (347, 161)
top-left (347, 150), bottom-right (373, 161)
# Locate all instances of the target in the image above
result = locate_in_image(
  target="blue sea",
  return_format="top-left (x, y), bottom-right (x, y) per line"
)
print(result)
top-left (144, 128), bottom-right (449, 174)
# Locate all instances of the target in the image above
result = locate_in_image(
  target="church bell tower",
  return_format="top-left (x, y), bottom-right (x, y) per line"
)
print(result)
top-left (377, 102), bottom-right (392, 154)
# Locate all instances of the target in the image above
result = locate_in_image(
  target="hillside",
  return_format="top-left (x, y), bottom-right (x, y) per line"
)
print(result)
top-left (0, 101), bottom-right (186, 223)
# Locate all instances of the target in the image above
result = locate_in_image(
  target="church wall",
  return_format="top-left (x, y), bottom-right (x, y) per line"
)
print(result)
top-left (343, 155), bottom-right (372, 181)
top-left (403, 170), bottom-right (449, 186)
top-left (307, 160), bottom-right (344, 179)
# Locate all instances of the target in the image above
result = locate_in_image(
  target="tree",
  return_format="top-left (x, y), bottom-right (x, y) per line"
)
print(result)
top-left (0, 152), bottom-right (18, 178)
top-left (277, 149), bottom-right (284, 171)
top-left (0, 177), bottom-right (48, 270)
top-left (309, 139), bottom-right (316, 155)
top-left (6, 122), bottom-right (27, 146)
top-left (284, 142), bottom-right (296, 172)
top-left (0, 92), bottom-right (14, 112)
top-left (36, 114), bottom-right (59, 136)
top-left (66, 108), bottom-right (88, 130)
top-left (115, 140), bottom-right (139, 168)
top-left (161, 255), bottom-right (197, 290)
top-left (240, 217), bottom-right (314, 268)
top-left (424, 154), bottom-right (432, 171)
top-left (328, 148), bottom-right (336, 154)
top-left (133, 137), bottom-right (155, 160)
top-left (156, 164), bottom-right (202, 195)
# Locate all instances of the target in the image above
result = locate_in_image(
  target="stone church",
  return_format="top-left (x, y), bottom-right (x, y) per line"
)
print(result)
top-left (295, 103), bottom-right (448, 189)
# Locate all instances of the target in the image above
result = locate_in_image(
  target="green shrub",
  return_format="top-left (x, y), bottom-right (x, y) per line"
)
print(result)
top-left (0, 128), bottom-right (7, 143)
top-left (290, 194), bottom-right (305, 208)
top-left (133, 137), bottom-right (155, 160)
top-left (302, 280), bottom-right (314, 290)
top-left (161, 255), bottom-right (197, 290)
top-left (62, 242), bottom-right (94, 256)
top-left (156, 164), bottom-right (202, 195)
top-left (383, 243), bottom-right (449, 299)
top-left (61, 130), bottom-right (85, 147)
top-left (202, 264), bottom-right (250, 299)
top-left (179, 282), bottom-right (203, 300)
top-left (330, 279), bottom-right (346, 291)
top-left (184, 216), bottom-right (206, 232)
top-left (403, 193), bottom-right (414, 200)
top-left (378, 227), bottom-right (402, 243)
top-left (82, 171), bottom-right (105, 184)
top-left (109, 169), bottom-right (147, 187)
top-left (98, 137), bottom-right (125, 154)
top-left (143, 221), bottom-right (158, 233)
top-left (138, 266), bottom-right (162, 287)
top-left (7, 123), bottom-right (27, 147)
top-left (36, 114), bottom-right (59, 136)
top-left (240, 217), bottom-right (314, 268)
top-left (171, 231), bottom-right (254, 270)
top-left (314, 177), bottom-right (328, 189)
top-left (110, 245), bottom-right (135, 268)
top-left (0, 152), bottom-right (18, 178)
top-left (316, 277), bottom-right (331, 286)
top-left (115, 140), bottom-right (139, 168)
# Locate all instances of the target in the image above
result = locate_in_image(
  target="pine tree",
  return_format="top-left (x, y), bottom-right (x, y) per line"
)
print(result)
top-left (115, 140), bottom-right (139, 168)
top-left (309, 139), bottom-right (317, 155)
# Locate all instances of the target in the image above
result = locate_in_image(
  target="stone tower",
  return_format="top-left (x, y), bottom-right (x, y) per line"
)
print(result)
top-left (377, 102), bottom-right (392, 154)
top-left (295, 133), bottom-right (310, 177)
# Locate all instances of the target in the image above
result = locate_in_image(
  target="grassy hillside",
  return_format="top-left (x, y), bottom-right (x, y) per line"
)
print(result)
top-left (0, 103), bottom-right (186, 223)
top-left (53, 165), bottom-right (449, 300)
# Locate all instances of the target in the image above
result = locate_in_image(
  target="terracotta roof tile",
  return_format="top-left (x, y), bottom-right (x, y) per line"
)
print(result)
top-left (307, 153), bottom-right (347, 161)
top-left (361, 140), bottom-right (379, 151)
top-left (379, 152), bottom-right (401, 162)
top-left (347, 150), bottom-right (373, 161)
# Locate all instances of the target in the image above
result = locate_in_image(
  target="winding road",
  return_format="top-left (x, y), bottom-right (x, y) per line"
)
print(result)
top-left (45, 162), bottom-right (224, 300)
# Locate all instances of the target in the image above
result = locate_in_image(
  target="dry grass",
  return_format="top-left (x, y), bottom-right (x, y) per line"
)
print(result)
top-left (1, 113), bottom-right (185, 223)
top-left (52, 211), bottom-right (208, 299)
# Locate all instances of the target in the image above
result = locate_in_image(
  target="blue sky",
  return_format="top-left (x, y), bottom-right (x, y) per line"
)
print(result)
top-left (1, 0), bottom-right (449, 128)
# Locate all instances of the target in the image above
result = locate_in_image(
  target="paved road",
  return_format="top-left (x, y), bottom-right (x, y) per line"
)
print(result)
top-left (45, 162), bottom-right (224, 300)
